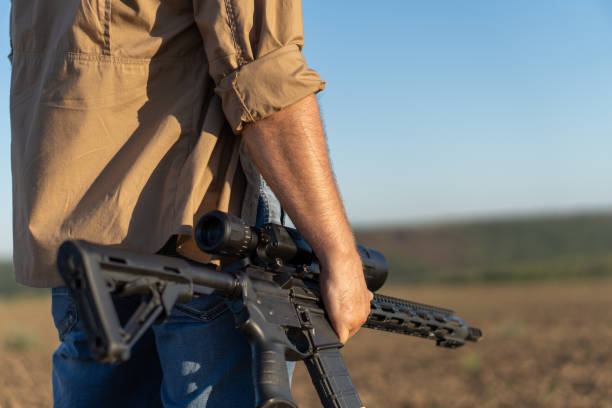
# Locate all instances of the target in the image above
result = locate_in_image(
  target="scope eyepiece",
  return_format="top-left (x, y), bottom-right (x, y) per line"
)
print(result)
top-left (195, 211), bottom-right (258, 256)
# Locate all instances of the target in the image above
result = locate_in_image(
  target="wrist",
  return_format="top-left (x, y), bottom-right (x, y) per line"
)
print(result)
top-left (317, 245), bottom-right (362, 274)
top-left (314, 238), bottom-right (354, 261)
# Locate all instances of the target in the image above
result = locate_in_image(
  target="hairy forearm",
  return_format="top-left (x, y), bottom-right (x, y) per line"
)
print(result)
top-left (243, 94), bottom-right (372, 343)
top-left (242, 94), bottom-right (355, 264)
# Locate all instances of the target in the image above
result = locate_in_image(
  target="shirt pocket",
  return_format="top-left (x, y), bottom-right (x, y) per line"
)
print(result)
top-left (73, 0), bottom-right (111, 54)
top-left (10, 0), bottom-right (109, 55)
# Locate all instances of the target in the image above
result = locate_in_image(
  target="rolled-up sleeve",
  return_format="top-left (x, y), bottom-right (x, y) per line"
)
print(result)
top-left (194, 0), bottom-right (326, 133)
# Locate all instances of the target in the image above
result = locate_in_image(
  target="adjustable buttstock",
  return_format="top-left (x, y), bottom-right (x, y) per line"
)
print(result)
top-left (57, 241), bottom-right (132, 363)
top-left (56, 240), bottom-right (197, 363)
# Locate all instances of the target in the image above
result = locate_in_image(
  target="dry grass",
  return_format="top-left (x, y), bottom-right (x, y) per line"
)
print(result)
top-left (1, 281), bottom-right (612, 407)
top-left (0, 297), bottom-right (56, 408)
top-left (294, 281), bottom-right (612, 408)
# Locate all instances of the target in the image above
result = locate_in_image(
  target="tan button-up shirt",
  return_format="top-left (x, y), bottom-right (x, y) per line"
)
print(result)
top-left (10, 0), bottom-right (325, 287)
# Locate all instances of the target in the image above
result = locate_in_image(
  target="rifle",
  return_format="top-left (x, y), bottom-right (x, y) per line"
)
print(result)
top-left (57, 211), bottom-right (482, 408)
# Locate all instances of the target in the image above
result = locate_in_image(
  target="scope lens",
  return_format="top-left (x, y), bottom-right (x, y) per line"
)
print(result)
top-left (199, 216), bottom-right (224, 250)
top-left (195, 210), bottom-right (257, 256)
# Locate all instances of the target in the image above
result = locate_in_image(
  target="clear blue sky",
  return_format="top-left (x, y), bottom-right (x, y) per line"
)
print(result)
top-left (1, 1), bottom-right (612, 256)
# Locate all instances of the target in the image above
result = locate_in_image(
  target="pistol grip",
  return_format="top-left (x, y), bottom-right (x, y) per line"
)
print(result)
top-left (252, 342), bottom-right (296, 408)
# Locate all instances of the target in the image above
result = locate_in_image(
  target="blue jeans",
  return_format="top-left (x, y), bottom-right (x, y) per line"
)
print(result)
top-left (52, 182), bottom-right (292, 408)
top-left (256, 178), bottom-right (284, 227)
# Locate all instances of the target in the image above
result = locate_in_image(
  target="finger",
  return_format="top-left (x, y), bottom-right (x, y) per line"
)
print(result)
top-left (347, 325), bottom-right (361, 340)
top-left (337, 326), bottom-right (349, 344)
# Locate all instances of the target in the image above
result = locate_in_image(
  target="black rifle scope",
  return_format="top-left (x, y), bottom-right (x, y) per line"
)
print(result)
top-left (195, 211), bottom-right (388, 292)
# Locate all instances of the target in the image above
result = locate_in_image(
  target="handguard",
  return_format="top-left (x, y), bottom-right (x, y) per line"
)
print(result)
top-left (366, 293), bottom-right (483, 348)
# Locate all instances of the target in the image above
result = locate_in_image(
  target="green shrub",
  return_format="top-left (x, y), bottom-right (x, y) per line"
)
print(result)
top-left (3, 331), bottom-right (39, 352)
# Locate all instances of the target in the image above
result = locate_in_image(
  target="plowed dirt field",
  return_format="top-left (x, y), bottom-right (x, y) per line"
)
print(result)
top-left (1, 281), bottom-right (611, 408)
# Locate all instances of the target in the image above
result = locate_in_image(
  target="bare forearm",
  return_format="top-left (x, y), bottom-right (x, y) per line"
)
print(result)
top-left (242, 94), bottom-right (354, 264)
top-left (243, 94), bottom-right (372, 343)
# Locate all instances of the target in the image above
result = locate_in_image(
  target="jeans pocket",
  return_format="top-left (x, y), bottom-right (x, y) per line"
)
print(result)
top-left (51, 288), bottom-right (79, 342)
top-left (171, 295), bottom-right (230, 323)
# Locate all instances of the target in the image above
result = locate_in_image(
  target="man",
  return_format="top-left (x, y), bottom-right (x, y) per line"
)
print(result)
top-left (10, 1), bottom-right (372, 407)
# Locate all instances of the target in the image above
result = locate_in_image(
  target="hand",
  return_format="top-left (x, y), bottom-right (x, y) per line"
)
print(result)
top-left (319, 250), bottom-right (374, 344)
